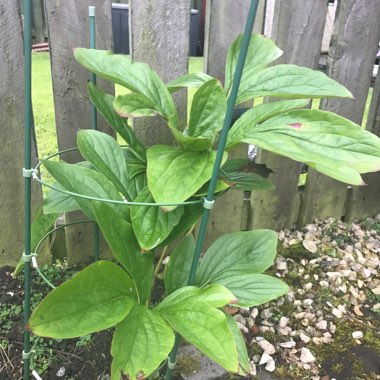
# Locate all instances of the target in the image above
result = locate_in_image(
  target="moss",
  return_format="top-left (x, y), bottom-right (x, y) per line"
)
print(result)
top-left (176, 354), bottom-right (201, 376)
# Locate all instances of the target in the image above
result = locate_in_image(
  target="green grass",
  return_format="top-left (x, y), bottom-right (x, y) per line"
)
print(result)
top-left (32, 52), bottom-right (57, 159)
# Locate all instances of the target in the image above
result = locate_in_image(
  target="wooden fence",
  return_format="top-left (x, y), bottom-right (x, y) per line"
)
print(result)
top-left (1, 0), bottom-right (380, 267)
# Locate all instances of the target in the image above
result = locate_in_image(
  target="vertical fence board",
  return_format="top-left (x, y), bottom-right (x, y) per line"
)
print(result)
top-left (202, 0), bottom-right (265, 247)
top-left (345, 72), bottom-right (380, 221)
top-left (298, 0), bottom-right (380, 226)
top-left (32, 0), bottom-right (45, 42)
top-left (0, 0), bottom-right (45, 267)
top-left (45, 0), bottom-right (114, 264)
top-left (129, 0), bottom-right (190, 145)
top-left (250, 0), bottom-right (328, 231)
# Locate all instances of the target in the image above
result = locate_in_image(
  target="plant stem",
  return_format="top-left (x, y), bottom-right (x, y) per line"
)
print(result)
top-left (164, 1), bottom-right (260, 379)
top-left (154, 246), bottom-right (169, 276)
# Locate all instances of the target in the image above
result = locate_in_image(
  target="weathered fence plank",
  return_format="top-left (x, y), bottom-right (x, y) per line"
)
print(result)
top-left (298, 0), bottom-right (380, 226)
top-left (0, 0), bottom-right (44, 267)
top-left (32, 0), bottom-right (45, 42)
top-left (250, 0), bottom-right (328, 231)
top-left (129, 0), bottom-right (191, 145)
top-left (45, 0), bottom-right (114, 264)
top-left (202, 0), bottom-right (265, 247)
top-left (345, 73), bottom-right (380, 221)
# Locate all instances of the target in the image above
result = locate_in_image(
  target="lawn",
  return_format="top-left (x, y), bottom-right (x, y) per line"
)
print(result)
top-left (32, 52), bottom-right (373, 162)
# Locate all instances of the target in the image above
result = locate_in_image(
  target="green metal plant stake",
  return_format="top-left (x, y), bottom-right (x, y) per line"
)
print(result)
top-left (23, 0), bottom-right (32, 378)
top-left (89, 5), bottom-right (100, 261)
top-left (164, 1), bottom-right (260, 379)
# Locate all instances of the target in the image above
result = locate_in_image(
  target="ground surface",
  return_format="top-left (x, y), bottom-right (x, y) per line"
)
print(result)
top-left (1, 216), bottom-right (379, 380)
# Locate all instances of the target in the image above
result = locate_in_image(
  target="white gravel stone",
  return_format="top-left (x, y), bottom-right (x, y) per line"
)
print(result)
top-left (352, 331), bottom-right (363, 339)
top-left (250, 308), bottom-right (259, 319)
top-left (261, 308), bottom-right (273, 319)
top-left (319, 280), bottom-right (329, 288)
top-left (300, 332), bottom-right (311, 343)
top-left (332, 308), bottom-right (344, 318)
top-left (234, 314), bottom-right (246, 326)
top-left (279, 316), bottom-right (289, 327)
top-left (279, 340), bottom-right (296, 348)
top-left (278, 326), bottom-right (292, 336)
top-left (304, 282), bottom-right (313, 291)
top-left (303, 299), bottom-right (314, 307)
top-left (276, 260), bottom-right (287, 271)
top-left (315, 320), bottom-right (327, 330)
top-left (372, 286), bottom-right (380, 295)
top-left (300, 347), bottom-right (316, 363)
top-left (258, 352), bottom-right (272, 365)
top-left (303, 240), bottom-right (317, 253)
top-left (265, 358), bottom-right (276, 372)
top-left (249, 361), bottom-right (257, 376)
top-left (258, 340), bottom-right (276, 355)
top-left (362, 268), bottom-right (372, 279)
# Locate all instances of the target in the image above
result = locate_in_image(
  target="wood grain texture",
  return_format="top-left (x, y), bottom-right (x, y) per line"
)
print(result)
top-left (129, 0), bottom-right (190, 145)
top-left (0, 0), bottom-right (45, 266)
top-left (202, 0), bottom-right (265, 247)
top-left (45, 0), bottom-right (114, 264)
top-left (251, 0), bottom-right (328, 230)
top-left (345, 68), bottom-right (380, 221)
top-left (298, 0), bottom-right (380, 226)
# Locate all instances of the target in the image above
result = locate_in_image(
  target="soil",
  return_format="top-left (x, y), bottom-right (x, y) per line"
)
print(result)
top-left (0, 265), bottom-right (113, 380)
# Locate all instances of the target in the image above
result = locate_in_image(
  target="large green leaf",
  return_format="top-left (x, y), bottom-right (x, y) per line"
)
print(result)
top-left (43, 160), bottom-right (129, 221)
top-left (122, 148), bottom-right (147, 201)
top-left (238, 109), bottom-right (380, 185)
top-left (170, 127), bottom-right (213, 151)
top-left (225, 34), bottom-right (283, 94)
top-left (92, 202), bottom-right (154, 305)
top-left (131, 188), bottom-right (184, 250)
top-left (196, 230), bottom-right (278, 286)
top-left (167, 72), bottom-right (214, 93)
top-left (114, 93), bottom-right (159, 118)
top-left (188, 79), bottom-right (227, 139)
top-left (226, 99), bottom-right (309, 149)
top-left (77, 130), bottom-right (131, 199)
top-left (147, 145), bottom-right (227, 210)
top-left (75, 49), bottom-right (178, 128)
top-left (221, 159), bottom-right (273, 179)
top-left (236, 64), bottom-right (353, 104)
top-left (157, 285), bottom-right (236, 310)
top-left (217, 273), bottom-right (289, 307)
top-left (43, 183), bottom-right (80, 214)
top-left (159, 203), bottom-right (203, 247)
top-left (224, 312), bottom-right (250, 376)
top-left (157, 299), bottom-right (238, 372)
top-left (29, 261), bottom-right (136, 338)
top-left (164, 235), bottom-right (195, 294)
top-left (220, 171), bottom-right (274, 191)
top-left (111, 304), bottom-right (174, 380)
top-left (87, 83), bottom-right (146, 159)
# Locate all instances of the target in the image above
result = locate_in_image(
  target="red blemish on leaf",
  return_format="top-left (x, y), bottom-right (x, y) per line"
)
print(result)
top-left (230, 298), bottom-right (239, 304)
top-left (288, 123), bottom-right (302, 129)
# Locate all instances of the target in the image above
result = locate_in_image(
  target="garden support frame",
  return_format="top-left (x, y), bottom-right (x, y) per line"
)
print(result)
top-left (22, 1), bottom-right (259, 378)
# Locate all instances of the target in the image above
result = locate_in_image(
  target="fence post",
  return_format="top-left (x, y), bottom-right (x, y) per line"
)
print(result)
top-left (202, 0), bottom-right (265, 247)
top-left (345, 71), bottom-right (380, 221)
top-left (250, 0), bottom-right (328, 231)
top-left (129, 0), bottom-right (191, 145)
top-left (298, 0), bottom-right (380, 226)
top-left (0, 0), bottom-right (45, 267)
top-left (45, 0), bottom-right (114, 264)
